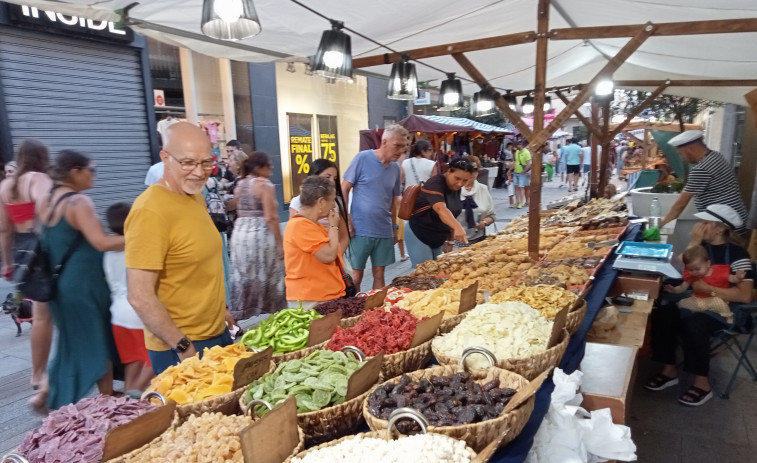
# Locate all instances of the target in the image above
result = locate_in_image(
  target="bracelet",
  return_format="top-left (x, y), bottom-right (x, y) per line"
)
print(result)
top-left (445, 240), bottom-right (455, 244)
top-left (330, 226), bottom-right (339, 230)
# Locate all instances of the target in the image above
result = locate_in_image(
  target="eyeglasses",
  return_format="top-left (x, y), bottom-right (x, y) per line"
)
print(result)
top-left (164, 151), bottom-right (214, 171)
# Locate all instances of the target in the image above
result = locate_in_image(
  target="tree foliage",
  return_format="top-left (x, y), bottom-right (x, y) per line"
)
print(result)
top-left (451, 104), bottom-right (510, 127)
top-left (612, 90), bottom-right (721, 132)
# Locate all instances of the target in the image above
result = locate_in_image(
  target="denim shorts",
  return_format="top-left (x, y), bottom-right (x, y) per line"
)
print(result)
top-left (148, 328), bottom-right (233, 375)
top-left (349, 235), bottom-right (395, 269)
top-left (514, 172), bottom-right (531, 187)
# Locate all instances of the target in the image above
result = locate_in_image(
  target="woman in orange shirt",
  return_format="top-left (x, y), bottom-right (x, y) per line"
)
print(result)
top-left (284, 176), bottom-right (345, 308)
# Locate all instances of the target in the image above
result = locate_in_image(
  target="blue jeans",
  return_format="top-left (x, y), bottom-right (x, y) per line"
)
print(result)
top-left (148, 328), bottom-right (233, 375)
top-left (404, 222), bottom-right (443, 268)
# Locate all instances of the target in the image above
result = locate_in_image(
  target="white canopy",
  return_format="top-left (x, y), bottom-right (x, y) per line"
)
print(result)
top-left (7, 0), bottom-right (757, 104)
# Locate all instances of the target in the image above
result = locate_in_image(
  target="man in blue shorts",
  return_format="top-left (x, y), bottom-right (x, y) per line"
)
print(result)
top-left (513, 139), bottom-right (531, 209)
top-left (342, 124), bottom-right (407, 290)
top-left (564, 138), bottom-right (583, 192)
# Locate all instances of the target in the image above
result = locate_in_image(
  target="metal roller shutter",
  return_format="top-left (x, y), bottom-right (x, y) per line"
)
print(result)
top-left (0, 26), bottom-right (152, 215)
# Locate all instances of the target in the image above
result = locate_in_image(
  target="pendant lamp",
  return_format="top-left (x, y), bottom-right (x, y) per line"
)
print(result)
top-left (504, 92), bottom-right (517, 111)
top-left (201, 0), bottom-right (261, 41)
top-left (472, 91), bottom-right (496, 117)
top-left (543, 96), bottom-right (552, 111)
top-left (438, 73), bottom-right (463, 111)
top-left (312, 21), bottom-right (353, 80)
top-left (593, 78), bottom-right (615, 103)
top-left (387, 56), bottom-right (418, 100)
top-left (521, 95), bottom-right (535, 115)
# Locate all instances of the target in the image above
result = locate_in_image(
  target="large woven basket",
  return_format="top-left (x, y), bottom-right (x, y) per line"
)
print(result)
top-left (362, 364), bottom-right (534, 452)
top-left (565, 300), bottom-right (587, 335)
top-left (375, 338), bottom-right (435, 380)
top-left (146, 360), bottom-right (276, 425)
top-left (339, 314), bottom-right (362, 328)
top-left (106, 413), bottom-right (306, 463)
top-left (432, 329), bottom-right (570, 380)
top-left (439, 312), bottom-right (468, 334)
top-left (239, 388), bottom-right (373, 446)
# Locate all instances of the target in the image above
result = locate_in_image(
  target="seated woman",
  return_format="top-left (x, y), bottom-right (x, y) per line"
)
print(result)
top-left (457, 165), bottom-right (496, 245)
top-left (645, 204), bottom-right (754, 406)
top-left (405, 158), bottom-right (476, 267)
top-left (284, 176), bottom-right (346, 308)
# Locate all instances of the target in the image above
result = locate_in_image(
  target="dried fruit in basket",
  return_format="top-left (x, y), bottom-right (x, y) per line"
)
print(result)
top-left (368, 372), bottom-right (517, 428)
top-left (432, 302), bottom-right (553, 369)
top-left (243, 350), bottom-right (363, 415)
top-left (18, 395), bottom-right (156, 463)
top-left (313, 295), bottom-right (367, 318)
top-left (327, 306), bottom-right (419, 356)
top-left (395, 288), bottom-right (462, 319)
top-left (149, 343), bottom-right (254, 405)
top-left (240, 307), bottom-right (323, 353)
top-left (117, 412), bottom-right (251, 462)
top-left (291, 434), bottom-right (473, 463)
top-left (489, 285), bottom-right (577, 318)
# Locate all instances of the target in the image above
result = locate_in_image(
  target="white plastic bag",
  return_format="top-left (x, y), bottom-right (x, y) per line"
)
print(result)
top-left (526, 369), bottom-right (637, 463)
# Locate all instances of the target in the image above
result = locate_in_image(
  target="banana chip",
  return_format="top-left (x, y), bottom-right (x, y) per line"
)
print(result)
top-left (489, 285), bottom-right (577, 319)
top-left (395, 288), bottom-right (462, 319)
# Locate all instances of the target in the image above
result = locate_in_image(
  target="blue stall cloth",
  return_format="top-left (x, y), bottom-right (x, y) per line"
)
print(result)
top-left (490, 223), bottom-right (642, 462)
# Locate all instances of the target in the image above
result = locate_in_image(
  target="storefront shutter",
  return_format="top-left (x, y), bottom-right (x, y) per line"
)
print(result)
top-left (0, 26), bottom-right (152, 214)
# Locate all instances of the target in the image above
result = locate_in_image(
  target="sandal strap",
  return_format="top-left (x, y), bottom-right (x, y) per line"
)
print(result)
top-left (683, 385), bottom-right (710, 400)
top-left (647, 373), bottom-right (675, 387)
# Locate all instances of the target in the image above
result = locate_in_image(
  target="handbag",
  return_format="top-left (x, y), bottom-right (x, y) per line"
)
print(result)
top-left (398, 182), bottom-right (422, 221)
top-left (336, 258), bottom-right (358, 298)
top-left (14, 191), bottom-right (82, 302)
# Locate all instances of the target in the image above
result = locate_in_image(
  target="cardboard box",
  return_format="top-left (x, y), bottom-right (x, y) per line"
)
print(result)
top-left (610, 273), bottom-right (662, 300)
top-left (579, 342), bottom-right (638, 425)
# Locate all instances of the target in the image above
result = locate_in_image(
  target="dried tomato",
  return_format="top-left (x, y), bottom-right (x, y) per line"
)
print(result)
top-left (327, 307), bottom-right (419, 356)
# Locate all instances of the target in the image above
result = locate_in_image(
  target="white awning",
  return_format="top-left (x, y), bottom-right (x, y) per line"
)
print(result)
top-left (420, 115), bottom-right (511, 134)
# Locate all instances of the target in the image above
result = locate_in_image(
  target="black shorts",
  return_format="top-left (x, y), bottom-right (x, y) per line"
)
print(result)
top-left (566, 164), bottom-right (581, 174)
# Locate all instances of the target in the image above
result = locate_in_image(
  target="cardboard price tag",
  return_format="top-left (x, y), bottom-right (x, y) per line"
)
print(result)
top-left (459, 281), bottom-right (479, 314)
top-left (240, 396), bottom-right (300, 463)
top-left (233, 346), bottom-right (273, 390)
top-left (503, 369), bottom-right (550, 414)
top-left (363, 288), bottom-right (387, 311)
top-left (345, 350), bottom-right (384, 401)
top-left (410, 311), bottom-right (444, 348)
top-left (547, 305), bottom-right (568, 349)
top-left (307, 309), bottom-right (341, 347)
top-left (101, 401), bottom-right (176, 461)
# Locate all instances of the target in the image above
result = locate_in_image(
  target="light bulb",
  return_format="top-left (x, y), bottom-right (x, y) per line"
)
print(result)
top-left (323, 50), bottom-right (344, 69)
top-left (522, 103), bottom-right (534, 114)
top-left (214, 0), bottom-right (244, 23)
top-left (543, 102), bottom-right (551, 111)
top-left (477, 100), bottom-right (493, 112)
top-left (595, 79), bottom-right (614, 96)
top-left (443, 92), bottom-right (459, 106)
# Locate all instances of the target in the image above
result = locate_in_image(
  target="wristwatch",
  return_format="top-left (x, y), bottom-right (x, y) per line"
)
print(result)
top-left (173, 336), bottom-right (192, 354)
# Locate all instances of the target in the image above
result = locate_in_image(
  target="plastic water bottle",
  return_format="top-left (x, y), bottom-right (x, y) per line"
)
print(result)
top-left (649, 197), bottom-right (661, 218)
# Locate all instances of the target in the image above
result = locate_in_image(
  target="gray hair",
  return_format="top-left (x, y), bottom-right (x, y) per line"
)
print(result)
top-left (382, 124), bottom-right (410, 141)
top-left (300, 176), bottom-right (335, 207)
top-left (229, 150), bottom-right (249, 164)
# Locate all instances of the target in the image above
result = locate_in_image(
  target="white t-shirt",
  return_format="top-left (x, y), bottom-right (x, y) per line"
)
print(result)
top-left (581, 146), bottom-right (601, 167)
top-left (402, 157), bottom-right (436, 190)
top-left (104, 250), bottom-right (144, 329)
top-left (144, 162), bottom-right (164, 186)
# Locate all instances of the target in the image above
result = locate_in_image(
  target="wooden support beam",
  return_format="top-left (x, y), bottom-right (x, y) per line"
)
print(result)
top-left (352, 31), bottom-right (536, 68)
top-left (527, 23), bottom-right (656, 151)
top-left (589, 102), bottom-right (600, 198)
top-left (598, 99), bottom-right (612, 196)
top-left (512, 84), bottom-right (585, 97)
top-left (528, 0), bottom-right (550, 260)
top-left (555, 91), bottom-right (603, 141)
top-left (608, 83), bottom-right (669, 139)
top-left (451, 53), bottom-right (533, 139)
top-left (550, 18), bottom-right (757, 40)
top-left (616, 79), bottom-right (757, 87)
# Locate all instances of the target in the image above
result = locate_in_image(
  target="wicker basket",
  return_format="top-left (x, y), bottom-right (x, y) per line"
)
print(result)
top-left (145, 361), bottom-right (276, 425)
top-left (362, 364), bottom-right (534, 452)
top-left (339, 314), bottom-right (362, 328)
top-left (106, 412), bottom-right (306, 463)
top-left (565, 300), bottom-right (587, 335)
top-left (376, 338), bottom-right (435, 380)
top-left (239, 389), bottom-right (372, 446)
top-left (432, 329), bottom-right (570, 380)
top-left (284, 410), bottom-right (477, 462)
top-left (439, 312), bottom-right (468, 334)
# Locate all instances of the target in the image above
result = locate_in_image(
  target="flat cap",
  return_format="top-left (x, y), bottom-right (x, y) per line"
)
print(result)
top-left (668, 130), bottom-right (703, 147)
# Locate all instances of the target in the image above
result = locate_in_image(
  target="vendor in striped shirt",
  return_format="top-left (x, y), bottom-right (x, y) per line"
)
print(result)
top-left (660, 130), bottom-right (747, 234)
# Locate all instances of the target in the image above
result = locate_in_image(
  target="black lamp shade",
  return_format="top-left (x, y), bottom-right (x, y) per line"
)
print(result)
top-left (201, 0), bottom-right (261, 41)
top-left (472, 91), bottom-right (496, 117)
top-left (387, 60), bottom-right (418, 100)
top-left (312, 28), bottom-right (353, 80)
top-left (504, 93), bottom-right (517, 110)
top-left (438, 73), bottom-right (463, 111)
top-left (521, 96), bottom-right (535, 114)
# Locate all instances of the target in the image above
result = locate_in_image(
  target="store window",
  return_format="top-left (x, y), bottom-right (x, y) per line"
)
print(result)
top-left (231, 61), bottom-right (254, 153)
top-left (147, 38), bottom-right (184, 112)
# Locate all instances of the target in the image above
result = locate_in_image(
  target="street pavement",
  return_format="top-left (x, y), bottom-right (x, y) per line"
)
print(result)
top-left (0, 174), bottom-right (578, 455)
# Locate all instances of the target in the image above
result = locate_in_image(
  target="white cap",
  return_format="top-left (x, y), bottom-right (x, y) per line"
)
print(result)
top-left (694, 204), bottom-right (743, 229)
top-left (668, 130), bottom-right (703, 147)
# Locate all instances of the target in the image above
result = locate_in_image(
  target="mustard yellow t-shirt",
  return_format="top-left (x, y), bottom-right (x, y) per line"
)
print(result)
top-left (125, 185), bottom-right (225, 351)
